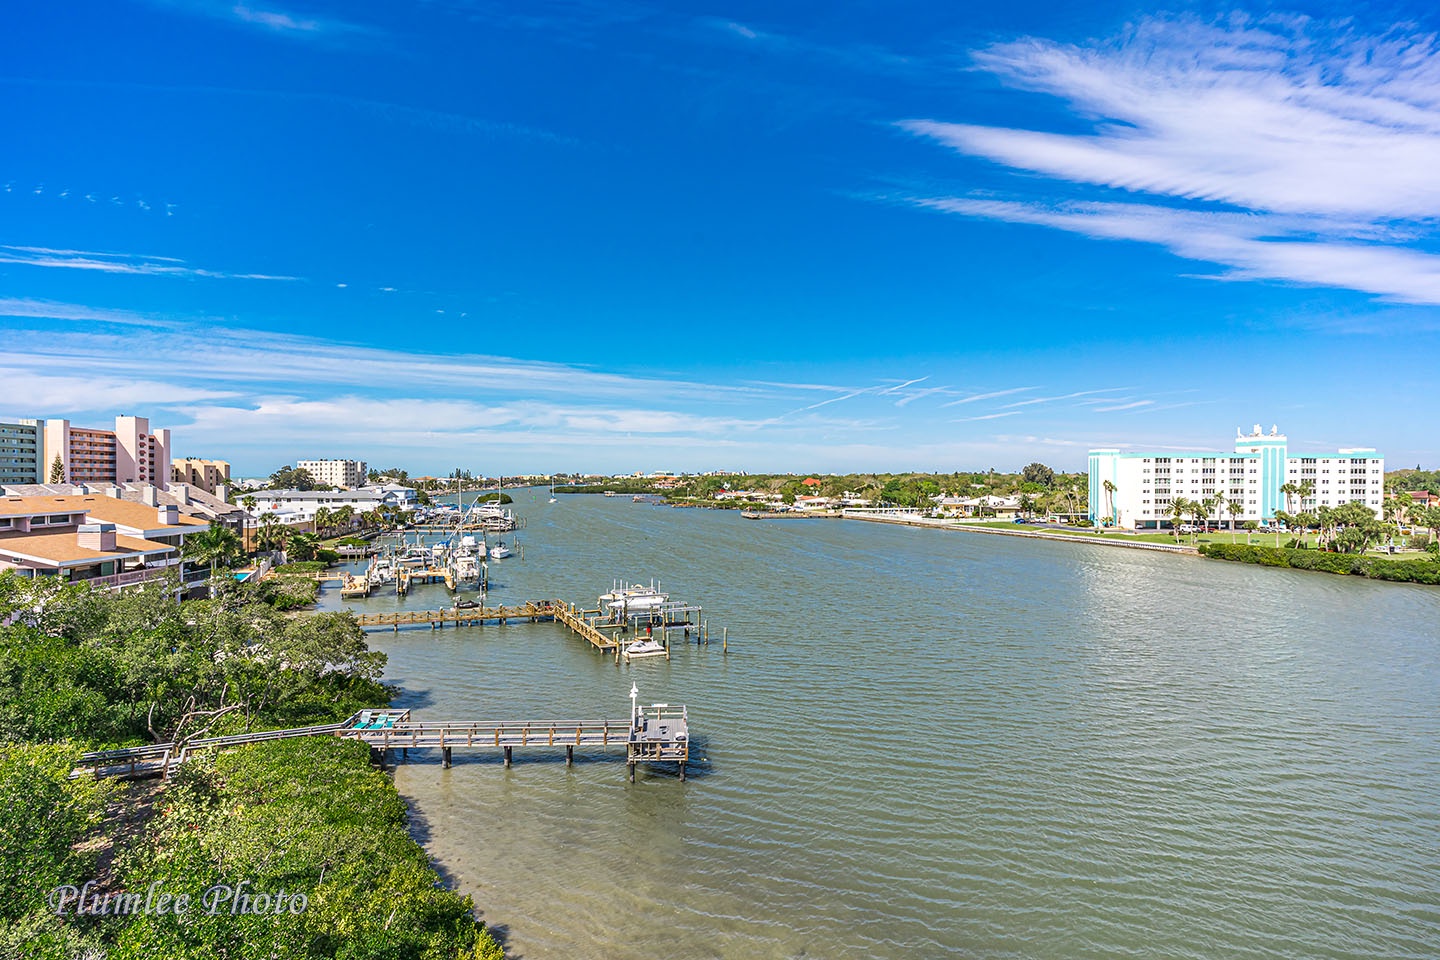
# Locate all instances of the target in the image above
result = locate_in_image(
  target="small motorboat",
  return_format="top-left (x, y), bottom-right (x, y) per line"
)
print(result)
top-left (622, 639), bottom-right (667, 660)
top-left (453, 597), bottom-right (480, 609)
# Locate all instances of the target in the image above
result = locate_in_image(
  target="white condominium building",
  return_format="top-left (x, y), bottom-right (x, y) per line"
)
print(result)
top-left (1089, 424), bottom-right (1384, 530)
top-left (296, 458), bottom-right (368, 489)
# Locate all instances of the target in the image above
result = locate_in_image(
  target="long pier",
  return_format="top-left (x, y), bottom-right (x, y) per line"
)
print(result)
top-left (74, 705), bottom-right (691, 782)
top-left (353, 599), bottom-right (717, 655)
top-left (354, 600), bottom-right (560, 630)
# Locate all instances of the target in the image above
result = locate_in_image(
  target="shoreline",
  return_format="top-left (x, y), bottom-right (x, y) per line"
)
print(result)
top-left (838, 512), bottom-right (1201, 555)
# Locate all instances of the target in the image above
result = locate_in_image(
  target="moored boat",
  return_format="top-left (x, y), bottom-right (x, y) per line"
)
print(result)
top-left (622, 639), bottom-right (667, 660)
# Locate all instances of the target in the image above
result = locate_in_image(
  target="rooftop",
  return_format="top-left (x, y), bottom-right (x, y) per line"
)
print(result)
top-left (0, 495), bottom-right (207, 531)
top-left (0, 529), bottom-right (176, 566)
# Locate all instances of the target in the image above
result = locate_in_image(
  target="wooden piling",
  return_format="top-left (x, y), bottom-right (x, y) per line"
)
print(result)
top-left (503, 745), bottom-right (513, 767)
top-left (566, 744), bottom-right (574, 766)
top-left (442, 746), bottom-right (453, 768)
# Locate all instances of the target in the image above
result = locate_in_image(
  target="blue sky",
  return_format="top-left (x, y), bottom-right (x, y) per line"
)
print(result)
top-left (3, 0), bottom-right (1438, 475)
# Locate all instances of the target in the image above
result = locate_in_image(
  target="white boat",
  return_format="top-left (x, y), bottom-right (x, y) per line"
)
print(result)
top-left (601, 580), bottom-right (668, 611)
top-left (489, 541), bottom-right (512, 560)
top-left (623, 639), bottom-right (667, 660)
top-left (548, 481), bottom-right (557, 504)
top-left (455, 554), bottom-right (480, 581)
top-left (367, 557), bottom-right (397, 585)
top-left (608, 593), bottom-right (666, 612)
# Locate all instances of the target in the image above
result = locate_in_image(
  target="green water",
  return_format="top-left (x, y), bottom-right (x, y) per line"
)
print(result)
top-left (319, 489), bottom-right (1440, 959)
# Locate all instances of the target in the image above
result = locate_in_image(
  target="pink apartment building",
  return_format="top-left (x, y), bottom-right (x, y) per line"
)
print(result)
top-left (43, 415), bottom-right (172, 487)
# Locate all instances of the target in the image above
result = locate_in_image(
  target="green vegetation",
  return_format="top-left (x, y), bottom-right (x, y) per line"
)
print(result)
top-left (0, 574), bottom-right (501, 957)
top-left (261, 465), bottom-right (332, 492)
top-left (108, 740), bottom-right (502, 960)
top-left (0, 743), bottom-right (113, 957)
top-left (272, 560), bottom-right (329, 574)
top-left (252, 574), bottom-right (321, 610)
top-left (1385, 467), bottom-right (1440, 495)
top-left (181, 522), bottom-right (244, 579)
top-left (556, 479), bottom-right (660, 495)
top-left (1198, 543), bottom-right (1440, 584)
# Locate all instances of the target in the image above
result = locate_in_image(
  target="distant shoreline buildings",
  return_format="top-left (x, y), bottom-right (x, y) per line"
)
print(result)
top-left (1089, 424), bottom-right (1384, 529)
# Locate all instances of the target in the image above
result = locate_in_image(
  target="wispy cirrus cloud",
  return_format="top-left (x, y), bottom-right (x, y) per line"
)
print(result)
top-left (953, 411), bottom-right (1021, 422)
top-left (0, 297), bottom-right (189, 328)
top-left (0, 245), bottom-right (296, 281)
top-left (940, 387), bottom-right (1035, 408)
top-left (145, 0), bottom-right (375, 40)
top-left (901, 15), bottom-right (1440, 305)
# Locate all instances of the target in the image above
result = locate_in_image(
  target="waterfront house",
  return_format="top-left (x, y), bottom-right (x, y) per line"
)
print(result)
top-left (0, 493), bottom-right (209, 590)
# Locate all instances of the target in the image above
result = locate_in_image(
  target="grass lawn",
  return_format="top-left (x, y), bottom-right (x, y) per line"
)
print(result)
top-left (948, 520), bottom-right (1429, 556)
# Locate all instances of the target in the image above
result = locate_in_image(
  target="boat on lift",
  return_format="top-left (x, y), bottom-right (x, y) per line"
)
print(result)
top-left (601, 579), bottom-right (668, 612)
top-left (622, 638), bottom-right (667, 660)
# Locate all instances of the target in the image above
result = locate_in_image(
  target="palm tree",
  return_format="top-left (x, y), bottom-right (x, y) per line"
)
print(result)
top-left (1243, 520), bottom-right (1258, 545)
top-left (1169, 497), bottom-right (1191, 541)
top-left (288, 532), bottom-right (320, 562)
top-left (1206, 494), bottom-right (1224, 533)
top-left (1297, 479), bottom-right (1316, 511)
top-left (1281, 482), bottom-right (1299, 515)
top-left (1227, 499), bottom-right (1243, 542)
top-left (1189, 499), bottom-right (1207, 541)
top-left (1101, 480), bottom-right (1117, 528)
top-left (182, 522), bottom-right (243, 580)
top-left (334, 505), bottom-right (355, 534)
top-left (241, 495), bottom-right (257, 513)
top-left (313, 507), bottom-right (333, 539)
top-left (1384, 492), bottom-right (1413, 529)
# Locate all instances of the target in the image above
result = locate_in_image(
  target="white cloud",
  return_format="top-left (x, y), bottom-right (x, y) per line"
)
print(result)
top-left (915, 197), bottom-right (1440, 304)
top-left (0, 245), bottom-right (295, 281)
top-left (147, 0), bottom-right (373, 40)
top-left (902, 15), bottom-right (1440, 304)
top-left (0, 297), bottom-right (183, 327)
top-left (0, 368), bottom-right (235, 412)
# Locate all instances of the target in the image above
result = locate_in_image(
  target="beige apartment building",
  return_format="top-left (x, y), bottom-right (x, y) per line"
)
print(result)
top-left (297, 458), bottom-right (368, 489)
top-left (172, 457), bottom-right (231, 495)
top-left (42, 416), bottom-right (171, 487)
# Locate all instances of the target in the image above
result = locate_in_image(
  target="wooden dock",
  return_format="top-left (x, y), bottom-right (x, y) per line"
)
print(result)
top-left (352, 597), bottom-right (722, 654)
top-left (74, 705), bottom-right (691, 782)
top-left (354, 600), bottom-right (560, 630)
top-left (552, 601), bottom-right (620, 650)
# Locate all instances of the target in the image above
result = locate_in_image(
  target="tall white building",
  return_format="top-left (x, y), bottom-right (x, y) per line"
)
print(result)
top-left (296, 459), bottom-right (368, 489)
top-left (1089, 424), bottom-right (1384, 529)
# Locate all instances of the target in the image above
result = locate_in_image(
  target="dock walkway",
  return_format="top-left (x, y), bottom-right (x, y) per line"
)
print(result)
top-left (75, 705), bottom-right (691, 782)
top-left (354, 600), bottom-right (560, 630)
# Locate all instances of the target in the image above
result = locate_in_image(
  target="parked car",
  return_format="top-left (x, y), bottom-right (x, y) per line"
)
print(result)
top-left (1178, 523), bottom-right (1198, 533)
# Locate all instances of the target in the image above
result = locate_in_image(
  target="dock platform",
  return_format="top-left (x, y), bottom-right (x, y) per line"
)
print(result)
top-left (74, 704), bottom-right (691, 781)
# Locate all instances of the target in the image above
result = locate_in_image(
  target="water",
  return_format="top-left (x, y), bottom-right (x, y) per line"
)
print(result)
top-left (319, 489), bottom-right (1440, 959)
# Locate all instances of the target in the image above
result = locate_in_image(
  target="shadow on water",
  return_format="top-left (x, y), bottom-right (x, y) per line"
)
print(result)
top-left (385, 686), bottom-right (438, 710)
top-left (405, 800), bottom-right (523, 958)
top-left (388, 749), bottom-right (629, 769)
